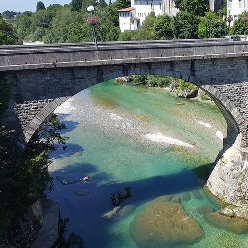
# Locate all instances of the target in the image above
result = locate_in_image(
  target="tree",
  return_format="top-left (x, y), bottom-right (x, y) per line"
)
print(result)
top-left (178, 0), bottom-right (209, 16)
top-left (154, 14), bottom-right (174, 39)
top-left (16, 11), bottom-right (33, 40)
top-left (198, 12), bottom-right (227, 38)
top-left (173, 11), bottom-right (200, 39)
top-left (43, 8), bottom-right (73, 43)
top-left (0, 16), bottom-right (19, 45)
top-left (71, 0), bottom-right (82, 11)
top-left (232, 12), bottom-right (248, 36)
top-left (97, 0), bottom-right (107, 8)
top-left (36, 1), bottom-right (46, 11)
top-left (133, 12), bottom-right (157, 40)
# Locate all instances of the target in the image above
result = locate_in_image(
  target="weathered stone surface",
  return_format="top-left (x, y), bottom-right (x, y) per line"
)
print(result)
top-left (204, 211), bottom-right (248, 234)
top-left (207, 138), bottom-right (248, 207)
top-left (31, 199), bottom-right (60, 248)
top-left (129, 195), bottom-right (204, 247)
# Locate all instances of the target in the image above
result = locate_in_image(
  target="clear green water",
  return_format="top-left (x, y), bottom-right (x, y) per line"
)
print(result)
top-left (47, 80), bottom-right (248, 248)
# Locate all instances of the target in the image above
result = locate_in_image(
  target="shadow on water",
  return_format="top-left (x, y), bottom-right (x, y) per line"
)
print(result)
top-left (48, 160), bottom-right (217, 248)
top-left (191, 162), bottom-right (215, 184)
top-left (58, 115), bottom-right (79, 134)
top-left (52, 143), bottom-right (84, 159)
top-left (59, 218), bottom-right (85, 248)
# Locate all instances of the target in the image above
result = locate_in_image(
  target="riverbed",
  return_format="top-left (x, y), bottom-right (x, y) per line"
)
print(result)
top-left (47, 80), bottom-right (248, 248)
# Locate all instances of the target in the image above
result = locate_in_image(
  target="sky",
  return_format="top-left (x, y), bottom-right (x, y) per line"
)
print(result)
top-left (0, 0), bottom-right (71, 13)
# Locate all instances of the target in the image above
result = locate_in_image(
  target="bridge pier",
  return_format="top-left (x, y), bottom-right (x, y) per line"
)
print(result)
top-left (207, 133), bottom-right (248, 207)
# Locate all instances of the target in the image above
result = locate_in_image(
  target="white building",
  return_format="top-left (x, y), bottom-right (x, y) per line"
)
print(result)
top-left (118, 0), bottom-right (223, 32)
top-left (227, 0), bottom-right (248, 26)
top-left (118, 0), bottom-right (178, 32)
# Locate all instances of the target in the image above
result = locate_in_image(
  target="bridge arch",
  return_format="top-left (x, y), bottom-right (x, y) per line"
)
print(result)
top-left (3, 39), bottom-right (248, 206)
top-left (3, 59), bottom-right (244, 154)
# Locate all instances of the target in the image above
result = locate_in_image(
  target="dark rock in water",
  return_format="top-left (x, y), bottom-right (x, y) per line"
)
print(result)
top-left (196, 206), bottom-right (215, 215)
top-left (181, 192), bottom-right (191, 202)
top-left (56, 176), bottom-right (82, 185)
top-left (192, 189), bottom-right (203, 200)
top-left (204, 211), bottom-right (248, 234)
top-left (111, 187), bottom-right (131, 206)
top-left (129, 195), bottom-right (204, 247)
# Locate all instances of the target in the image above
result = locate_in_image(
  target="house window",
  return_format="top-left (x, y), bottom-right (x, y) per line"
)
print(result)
top-left (151, 3), bottom-right (153, 7)
top-left (238, 0), bottom-right (242, 8)
top-left (159, 2), bottom-right (161, 10)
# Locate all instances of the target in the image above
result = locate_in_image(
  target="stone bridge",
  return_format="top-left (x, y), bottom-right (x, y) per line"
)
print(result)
top-left (1, 39), bottom-right (248, 207)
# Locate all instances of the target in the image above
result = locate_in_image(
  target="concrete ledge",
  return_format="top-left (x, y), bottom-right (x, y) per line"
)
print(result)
top-left (31, 199), bottom-right (60, 248)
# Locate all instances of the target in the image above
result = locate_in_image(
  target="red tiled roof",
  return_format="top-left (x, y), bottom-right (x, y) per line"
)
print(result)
top-left (117, 7), bottom-right (135, 12)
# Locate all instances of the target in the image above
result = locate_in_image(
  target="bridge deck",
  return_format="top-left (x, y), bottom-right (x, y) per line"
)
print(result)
top-left (1, 39), bottom-right (248, 71)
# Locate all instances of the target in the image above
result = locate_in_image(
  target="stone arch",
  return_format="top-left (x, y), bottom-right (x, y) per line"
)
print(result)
top-left (4, 61), bottom-right (245, 153)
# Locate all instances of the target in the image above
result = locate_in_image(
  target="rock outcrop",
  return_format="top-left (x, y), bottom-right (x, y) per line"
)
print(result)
top-left (206, 139), bottom-right (248, 207)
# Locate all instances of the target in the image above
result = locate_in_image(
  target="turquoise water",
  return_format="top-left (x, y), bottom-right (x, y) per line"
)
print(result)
top-left (47, 80), bottom-right (248, 248)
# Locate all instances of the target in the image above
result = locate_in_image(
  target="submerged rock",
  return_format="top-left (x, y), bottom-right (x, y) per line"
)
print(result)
top-left (181, 192), bottom-right (191, 202)
top-left (192, 189), bottom-right (203, 200)
top-left (204, 211), bottom-right (248, 234)
top-left (129, 195), bottom-right (204, 247)
top-left (102, 206), bottom-right (120, 219)
top-left (196, 206), bottom-right (216, 215)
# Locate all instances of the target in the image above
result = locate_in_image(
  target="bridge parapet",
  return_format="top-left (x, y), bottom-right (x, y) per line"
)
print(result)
top-left (1, 40), bottom-right (248, 72)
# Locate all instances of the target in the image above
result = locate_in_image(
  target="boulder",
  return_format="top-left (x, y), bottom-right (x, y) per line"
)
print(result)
top-left (129, 195), bottom-right (204, 247)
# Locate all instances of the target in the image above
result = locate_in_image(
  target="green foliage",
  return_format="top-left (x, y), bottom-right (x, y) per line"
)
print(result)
top-left (133, 75), bottom-right (172, 87)
top-left (0, 111), bottom-right (68, 245)
top-left (173, 11), bottom-right (200, 39)
top-left (36, 1), bottom-right (46, 11)
top-left (232, 12), bottom-right (248, 36)
top-left (133, 13), bottom-right (157, 40)
top-left (179, 0), bottom-right (209, 16)
top-left (0, 16), bottom-right (19, 45)
top-left (13, 0), bottom-right (229, 43)
top-left (154, 14), bottom-right (174, 39)
top-left (16, 12), bottom-right (33, 40)
top-left (133, 75), bottom-right (148, 85)
top-left (119, 30), bottom-right (133, 40)
top-left (0, 75), bottom-right (11, 119)
top-left (146, 75), bottom-right (172, 87)
top-left (198, 12), bottom-right (227, 38)
top-left (71, 0), bottom-right (83, 12)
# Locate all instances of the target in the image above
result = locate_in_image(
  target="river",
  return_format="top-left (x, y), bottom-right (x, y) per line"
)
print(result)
top-left (47, 80), bottom-right (248, 248)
